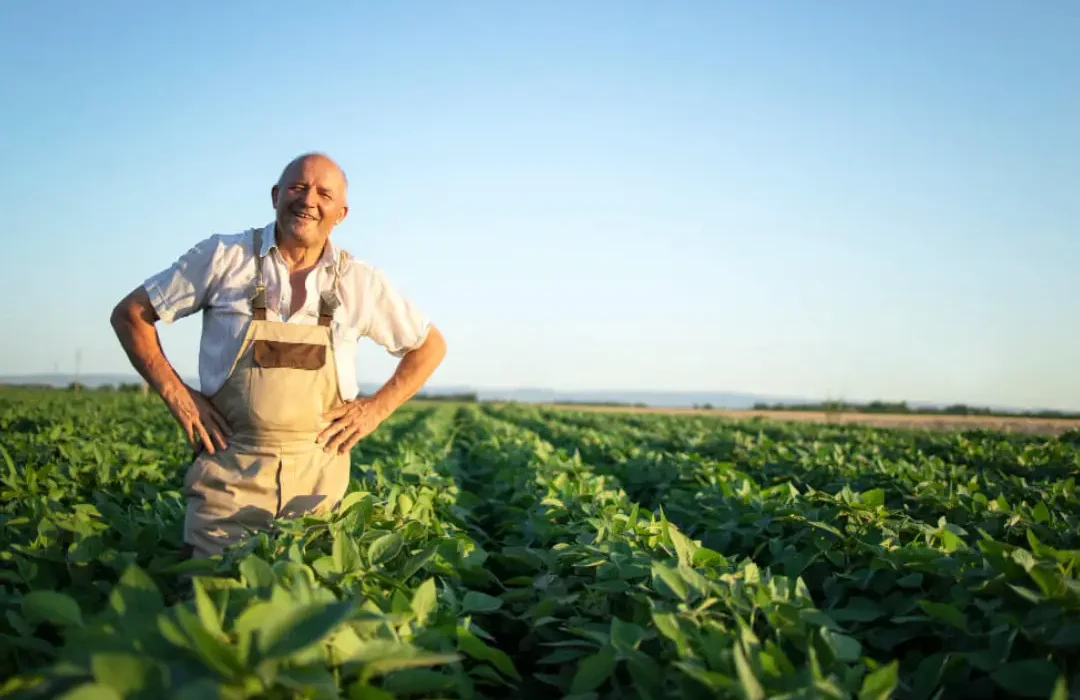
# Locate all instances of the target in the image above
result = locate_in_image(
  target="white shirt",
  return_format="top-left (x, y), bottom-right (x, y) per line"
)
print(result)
top-left (143, 222), bottom-right (430, 399)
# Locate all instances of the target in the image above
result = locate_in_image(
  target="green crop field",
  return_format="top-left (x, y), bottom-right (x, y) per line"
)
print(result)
top-left (2, 387), bottom-right (1080, 699)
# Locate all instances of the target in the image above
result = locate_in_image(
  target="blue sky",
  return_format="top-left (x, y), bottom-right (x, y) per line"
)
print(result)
top-left (1, 1), bottom-right (1077, 410)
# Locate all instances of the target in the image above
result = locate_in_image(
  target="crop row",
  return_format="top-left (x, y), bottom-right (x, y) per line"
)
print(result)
top-left (483, 403), bottom-right (1080, 698)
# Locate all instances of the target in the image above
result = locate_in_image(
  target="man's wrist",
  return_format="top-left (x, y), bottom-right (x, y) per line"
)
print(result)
top-left (157, 374), bottom-right (188, 403)
top-left (366, 391), bottom-right (400, 420)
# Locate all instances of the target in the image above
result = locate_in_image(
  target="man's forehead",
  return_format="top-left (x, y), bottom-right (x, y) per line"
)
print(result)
top-left (278, 154), bottom-right (347, 188)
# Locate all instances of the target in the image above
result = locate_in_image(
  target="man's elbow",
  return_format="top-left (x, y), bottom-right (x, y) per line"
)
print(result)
top-left (110, 287), bottom-right (157, 333)
top-left (418, 325), bottom-right (446, 365)
top-left (110, 299), bottom-right (130, 334)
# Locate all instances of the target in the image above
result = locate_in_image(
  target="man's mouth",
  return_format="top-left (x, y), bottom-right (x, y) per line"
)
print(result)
top-left (291, 210), bottom-right (318, 221)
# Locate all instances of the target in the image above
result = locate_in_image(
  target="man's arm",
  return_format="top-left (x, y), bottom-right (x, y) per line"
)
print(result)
top-left (110, 286), bottom-right (232, 454)
top-left (318, 325), bottom-right (446, 454)
top-left (370, 324), bottom-right (447, 410)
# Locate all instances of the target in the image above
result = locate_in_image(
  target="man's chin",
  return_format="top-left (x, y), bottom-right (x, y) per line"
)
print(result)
top-left (279, 221), bottom-right (317, 239)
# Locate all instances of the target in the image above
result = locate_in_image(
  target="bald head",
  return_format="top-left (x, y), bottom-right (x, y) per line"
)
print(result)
top-left (277, 152), bottom-right (348, 193)
top-left (271, 152), bottom-right (350, 249)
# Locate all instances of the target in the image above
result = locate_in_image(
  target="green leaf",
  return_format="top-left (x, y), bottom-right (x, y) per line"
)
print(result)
top-left (912, 653), bottom-right (948, 699)
top-left (349, 683), bottom-right (395, 700)
top-left (462, 591), bottom-right (503, 613)
top-left (168, 679), bottom-right (222, 700)
top-left (1012, 548), bottom-right (1037, 571)
top-left (733, 642), bottom-right (765, 700)
top-left (538, 648), bottom-right (591, 664)
top-left (651, 561), bottom-right (690, 601)
top-left (652, 610), bottom-right (689, 653)
top-left (56, 683), bottom-right (123, 700)
top-left (239, 555), bottom-right (276, 591)
top-left (809, 521), bottom-right (844, 538)
top-left (673, 661), bottom-right (734, 691)
top-left (277, 664), bottom-right (338, 697)
top-left (193, 578), bottom-right (225, 639)
top-left (382, 669), bottom-right (455, 694)
top-left (259, 600), bottom-right (355, 661)
top-left (1051, 674), bottom-right (1069, 700)
top-left (820, 629), bottom-right (862, 663)
top-left (22, 590), bottom-right (83, 627)
top-left (349, 642), bottom-right (460, 681)
top-left (457, 626), bottom-right (521, 681)
top-left (110, 564), bottom-right (163, 621)
top-left (172, 607), bottom-right (245, 679)
top-left (334, 531), bottom-right (364, 574)
top-left (830, 597), bottom-right (884, 623)
top-left (68, 535), bottom-right (105, 563)
top-left (897, 573), bottom-right (923, 589)
top-left (664, 519), bottom-right (699, 567)
top-left (570, 646), bottom-right (616, 694)
top-left (411, 578), bottom-right (438, 625)
top-left (939, 528), bottom-right (965, 552)
top-left (991, 660), bottom-right (1061, 698)
top-left (692, 547), bottom-right (727, 569)
top-left (590, 579), bottom-right (630, 593)
top-left (399, 543), bottom-right (438, 579)
top-left (91, 652), bottom-right (161, 695)
top-left (918, 601), bottom-right (967, 632)
top-left (610, 617), bottom-right (645, 653)
top-left (1028, 565), bottom-right (1067, 599)
top-left (859, 488), bottom-right (885, 508)
top-left (859, 660), bottom-right (898, 700)
top-left (337, 491), bottom-right (373, 517)
top-left (625, 650), bottom-right (665, 700)
top-left (1033, 502), bottom-right (1050, 523)
top-left (368, 532), bottom-right (404, 566)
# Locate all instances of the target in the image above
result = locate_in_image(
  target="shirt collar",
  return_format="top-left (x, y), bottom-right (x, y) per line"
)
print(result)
top-left (260, 221), bottom-right (340, 268)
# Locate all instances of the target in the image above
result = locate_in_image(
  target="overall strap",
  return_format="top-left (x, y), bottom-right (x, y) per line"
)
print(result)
top-left (251, 227), bottom-right (268, 321)
top-left (317, 249), bottom-right (348, 327)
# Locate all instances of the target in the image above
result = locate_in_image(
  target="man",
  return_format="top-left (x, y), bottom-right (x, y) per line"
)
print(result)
top-left (110, 152), bottom-right (446, 559)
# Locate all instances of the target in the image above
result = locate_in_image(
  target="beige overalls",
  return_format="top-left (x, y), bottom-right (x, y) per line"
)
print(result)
top-left (182, 227), bottom-right (352, 559)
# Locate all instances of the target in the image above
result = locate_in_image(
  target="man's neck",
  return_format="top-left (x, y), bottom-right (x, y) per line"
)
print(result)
top-left (275, 233), bottom-right (328, 273)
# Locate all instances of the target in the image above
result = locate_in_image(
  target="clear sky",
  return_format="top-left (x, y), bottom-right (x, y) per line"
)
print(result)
top-left (1, 1), bottom-right (1077, 410)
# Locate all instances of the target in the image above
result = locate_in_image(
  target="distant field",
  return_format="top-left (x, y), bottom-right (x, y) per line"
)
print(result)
top-left (543, 402), bottom-right (1080, 436)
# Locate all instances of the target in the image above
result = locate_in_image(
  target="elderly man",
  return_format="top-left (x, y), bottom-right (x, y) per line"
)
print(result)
top-left (110, 152), bottom-right (446, 559)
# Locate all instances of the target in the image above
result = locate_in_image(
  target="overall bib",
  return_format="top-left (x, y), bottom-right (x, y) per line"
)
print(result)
top-left (182, 228), bottom-right (352, 559)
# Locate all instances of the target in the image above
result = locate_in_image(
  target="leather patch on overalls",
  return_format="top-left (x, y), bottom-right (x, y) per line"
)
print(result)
top-left (253, 340), bottom-right (327, 370)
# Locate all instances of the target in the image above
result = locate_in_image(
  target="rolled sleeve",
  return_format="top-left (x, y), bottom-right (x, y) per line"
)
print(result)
top-left (142, 235), bottom-right (222, 324)
top-left (361, 268), bottom-right (431, 357)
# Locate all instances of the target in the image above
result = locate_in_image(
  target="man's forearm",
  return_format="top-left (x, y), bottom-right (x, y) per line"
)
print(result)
top-left (110, 287), bottom-right (185, 399)
top-left (370, 325), bottom-right (447, 414)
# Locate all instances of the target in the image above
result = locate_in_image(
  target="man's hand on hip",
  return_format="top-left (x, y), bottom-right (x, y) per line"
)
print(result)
top-left (161, 382), bottom-right (233, 455)
top-left (318, 397), bottom-right (390, 455)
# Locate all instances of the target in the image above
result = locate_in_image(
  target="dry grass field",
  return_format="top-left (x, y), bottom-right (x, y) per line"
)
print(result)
top-left (545, 403), bottom-right (1080, 436)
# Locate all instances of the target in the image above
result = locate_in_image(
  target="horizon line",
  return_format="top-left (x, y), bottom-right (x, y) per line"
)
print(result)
top-left (1, 371), bottom-right (1076, 414)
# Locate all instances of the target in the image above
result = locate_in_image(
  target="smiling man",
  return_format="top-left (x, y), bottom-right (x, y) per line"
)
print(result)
top-left (110, 152), bottom-right (446, 559)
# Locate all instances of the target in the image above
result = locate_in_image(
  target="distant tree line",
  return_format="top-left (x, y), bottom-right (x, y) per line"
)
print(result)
top-left (410, 392), bottom-right (479, 402)
top-left (553, 399), bottom-right (649, 408)
top-left (751, 400), bottom-right (1080, 420)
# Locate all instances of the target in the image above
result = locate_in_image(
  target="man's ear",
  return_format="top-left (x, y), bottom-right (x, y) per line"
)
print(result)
top-left (271, 184), bottom-right (279, 208)
top-left (336, 205), bottom-right (349, 225)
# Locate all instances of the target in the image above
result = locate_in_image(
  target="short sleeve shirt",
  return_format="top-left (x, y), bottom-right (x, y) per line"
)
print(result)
top-left (142, 222), bottom-right (430, 399)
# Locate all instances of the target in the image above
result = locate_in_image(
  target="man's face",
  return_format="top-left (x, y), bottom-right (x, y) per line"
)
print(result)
top-left (271, 156), bottom-right (349, 248)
